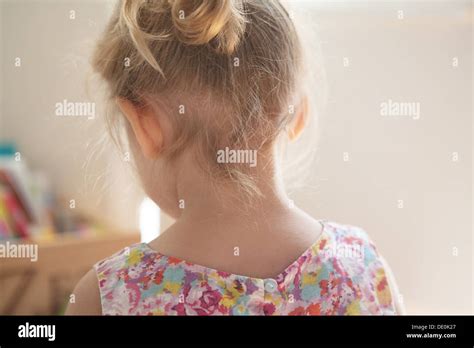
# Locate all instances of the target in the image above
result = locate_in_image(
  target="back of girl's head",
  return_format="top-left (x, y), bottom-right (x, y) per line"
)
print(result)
top-left (93, 0), bottom-right (306, 196)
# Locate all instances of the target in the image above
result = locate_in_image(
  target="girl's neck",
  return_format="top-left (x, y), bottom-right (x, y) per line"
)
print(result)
top-left (174, 151), bottom-right (291, 224)
top-left (150, 151), bottom-right (324, 279)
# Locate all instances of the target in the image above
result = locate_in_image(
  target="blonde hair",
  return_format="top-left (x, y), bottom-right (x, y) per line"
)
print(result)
top-left (92, 0), bottom-right (307, 196)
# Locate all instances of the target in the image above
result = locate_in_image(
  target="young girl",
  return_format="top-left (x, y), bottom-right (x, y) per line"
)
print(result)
top-left (67, 0), bottom-right (403, 315)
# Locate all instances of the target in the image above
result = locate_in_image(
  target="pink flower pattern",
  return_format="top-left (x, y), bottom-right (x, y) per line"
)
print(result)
top-left (95, 221), bottom-right (396, 315)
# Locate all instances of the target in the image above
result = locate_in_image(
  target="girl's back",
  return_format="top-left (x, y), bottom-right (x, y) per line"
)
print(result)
top-left (95, 221), bottom-right (395, 315)
top-left (66, 0), bottom-right (402, 316)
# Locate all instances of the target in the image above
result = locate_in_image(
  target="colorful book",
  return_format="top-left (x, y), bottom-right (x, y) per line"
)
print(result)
top-left (0, 187), bottom-right (14, 238)
top-left (0, 183), bottom-right (29, 238)
top-left (0, 168), bottom-right (35, 223)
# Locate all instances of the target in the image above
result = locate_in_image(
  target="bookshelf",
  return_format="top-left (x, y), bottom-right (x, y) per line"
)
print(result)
top-left (0, 143), bottom-right (146, 314)
top-left (0, 232), bottom-right (139, 315)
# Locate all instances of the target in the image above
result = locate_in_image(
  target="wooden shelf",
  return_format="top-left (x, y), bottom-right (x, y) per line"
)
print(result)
top-left (0, 232), bottom-right (140, 315)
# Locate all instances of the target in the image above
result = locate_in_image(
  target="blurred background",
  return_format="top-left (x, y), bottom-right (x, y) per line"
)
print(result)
top-left (0, 0), bottom-right (472, 315)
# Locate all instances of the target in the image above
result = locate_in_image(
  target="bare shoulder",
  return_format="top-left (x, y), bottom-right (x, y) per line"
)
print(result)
top-left (65, 268), bottom-right (102, 315)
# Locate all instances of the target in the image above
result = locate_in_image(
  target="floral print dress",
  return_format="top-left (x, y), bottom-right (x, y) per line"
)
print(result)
top-left (94, 221), bottom-right (396, 315)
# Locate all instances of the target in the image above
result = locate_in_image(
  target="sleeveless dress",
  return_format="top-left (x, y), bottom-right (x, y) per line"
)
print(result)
top-left (94, 221), bottom-right (396, 315)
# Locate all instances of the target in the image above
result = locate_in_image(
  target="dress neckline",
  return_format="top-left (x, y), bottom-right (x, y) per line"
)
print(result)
top-left (139, 220), bottom-right (329, 284)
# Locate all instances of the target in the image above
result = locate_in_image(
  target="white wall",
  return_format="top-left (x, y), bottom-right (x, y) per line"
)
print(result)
top-left (1, 0), bottom-right (143, 231)
top-left (286, 1), bottom-right (472, 314)
top-left (0, 0), bottom-right (3, 138)
top-left (1, 0), bottom-right (472, 314)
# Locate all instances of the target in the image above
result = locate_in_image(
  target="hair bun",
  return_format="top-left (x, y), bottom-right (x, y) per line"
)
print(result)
top-left (168, 0), bottom-right (246, 55)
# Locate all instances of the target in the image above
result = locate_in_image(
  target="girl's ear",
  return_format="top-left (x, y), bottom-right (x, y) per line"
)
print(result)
top-left (288, 96), bottom-right (309, 142)
top-left (116, 98), bottom-right (163, 159)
